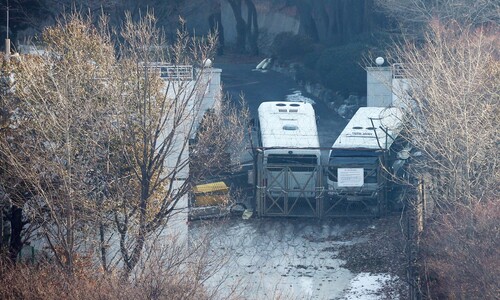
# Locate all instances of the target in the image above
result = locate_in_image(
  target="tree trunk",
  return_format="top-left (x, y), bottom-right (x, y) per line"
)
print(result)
top-left (342, 0), bottom-right (351, 42)
top-left (296, 0), bottom-right (319, 42)
top-left (209, 1), bottom-right (225, 55)
top-left (228, 0), bottom-right (247, 53)
top-left (362, 0), bottom-right (374, 33)
top-left (122, 172), bottom-right (150, 277)
top-left (99, 223), bottom-right (108, 272)
top-left (8, 206), bottom-right (24, 263)
top-left (245, 0), bottom-right (259, 55)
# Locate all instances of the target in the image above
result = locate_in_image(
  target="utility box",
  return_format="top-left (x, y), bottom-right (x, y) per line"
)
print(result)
top-left (192, 181), bottom-right (229, 207)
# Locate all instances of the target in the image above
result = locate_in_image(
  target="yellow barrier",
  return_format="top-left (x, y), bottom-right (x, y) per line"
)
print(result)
top-left (193, 181), bottom-right (229, 206)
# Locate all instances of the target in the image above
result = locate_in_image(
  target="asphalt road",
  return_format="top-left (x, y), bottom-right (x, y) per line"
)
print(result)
top-left (214, 62), bottom-right (348, 161)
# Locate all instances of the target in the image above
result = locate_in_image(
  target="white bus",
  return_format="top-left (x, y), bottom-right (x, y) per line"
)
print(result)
top-left (327, 107), bottom-right (404, 209)
top-left (257, 101), bottom-right (321, 198)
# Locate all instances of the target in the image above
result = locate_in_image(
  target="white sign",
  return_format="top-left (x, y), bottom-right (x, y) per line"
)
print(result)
top-left (338, 168), bottom-right (364, 187)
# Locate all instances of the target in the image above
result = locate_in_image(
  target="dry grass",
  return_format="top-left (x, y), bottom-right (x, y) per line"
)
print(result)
top-left (421, 200), bottom-right (500, 299)
top-left (0, 261), bottom-right (210, 300)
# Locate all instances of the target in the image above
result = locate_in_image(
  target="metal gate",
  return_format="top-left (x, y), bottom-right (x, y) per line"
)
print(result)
top-left (256, 153), bottom-right (323, 217)
top-left (321, 166), bottom-right (386, 217)
top-left (255, 153), bottom-right (388, 218)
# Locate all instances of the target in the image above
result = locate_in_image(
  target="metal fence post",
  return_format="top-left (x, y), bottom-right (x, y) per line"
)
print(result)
top-left (256, 150), bottom-right (264, 217)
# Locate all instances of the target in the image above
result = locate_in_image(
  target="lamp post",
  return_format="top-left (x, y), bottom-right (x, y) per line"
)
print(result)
top-left (5, 0), bottom-right (10, 62)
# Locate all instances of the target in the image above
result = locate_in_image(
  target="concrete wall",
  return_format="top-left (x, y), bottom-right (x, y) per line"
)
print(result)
top-left (366, 67), bottom-right (392, 107)
top-left (392, 78), bottom-right (411, 109)
top-left (162, 67), bottom-right (222, 243)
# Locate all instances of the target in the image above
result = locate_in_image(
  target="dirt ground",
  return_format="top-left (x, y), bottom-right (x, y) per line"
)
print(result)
top-left (324, 214), bottom-right (410, 299)
top-left (191, 212), bottom-right (411, 299)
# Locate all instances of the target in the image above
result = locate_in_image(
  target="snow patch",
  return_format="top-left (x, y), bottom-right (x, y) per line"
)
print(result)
top-left (342, 273), bottom-right (397, 300)
top-left (286, 90), bottom-right (316, 105)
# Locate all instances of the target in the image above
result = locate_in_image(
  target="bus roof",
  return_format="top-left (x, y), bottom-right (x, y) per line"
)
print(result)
top-left (258, 101), bottom-right (320, 149)
top-left (332, 107), bottom-right (403, 150)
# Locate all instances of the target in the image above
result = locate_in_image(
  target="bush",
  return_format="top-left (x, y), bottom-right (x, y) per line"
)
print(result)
top-left (422, 200), bottom-right (500, 299)
top-left (294, 64), bottom-right (320, 84)
top-left (271, 32), bottom-right (315, 61)
top-left (290, 31), bottom-right (394, 97)
top-left (314, 43), bottom-right (367, 97)
top-left (0, 261), bottom-right (210, 300)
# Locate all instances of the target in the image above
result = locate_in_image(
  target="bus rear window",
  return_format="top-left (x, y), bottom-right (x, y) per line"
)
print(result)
top-left (267, 154), bottom-right (318, 165)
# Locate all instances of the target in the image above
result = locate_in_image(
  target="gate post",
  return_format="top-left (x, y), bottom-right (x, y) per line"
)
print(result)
top-left (255, 150), bottom-right (264, 217)
top-left (317, 165), bottom-right (324, 218)
top-left (377, 155), bottom-right (388, 217)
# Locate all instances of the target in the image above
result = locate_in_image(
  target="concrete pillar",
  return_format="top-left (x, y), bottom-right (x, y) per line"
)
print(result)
top-left (5, 39), bottom-right (10, 62)
top-left (366, 67), bottom-right (392, 107)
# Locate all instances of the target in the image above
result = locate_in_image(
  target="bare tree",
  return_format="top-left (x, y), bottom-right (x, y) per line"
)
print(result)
top-left (108, 14), bottom-right (248, 277)
top-left (0, 13), bottom-right (121, 271)
top-left (1, 11), bottom-right (249, 278)
top-left (376, 0), bottom-right (500, 33)
top-left (392, 21), bottom-right (499, 298)
top-left (227, 0), bottom-right (259, 55)
top-left (394, 21), bottom-right (499, 209)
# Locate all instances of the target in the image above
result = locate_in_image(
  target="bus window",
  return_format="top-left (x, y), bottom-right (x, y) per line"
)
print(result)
top-left (267, 154), bottom-right (318, 171)
top-left (267, 154), bottom-right (318, 165)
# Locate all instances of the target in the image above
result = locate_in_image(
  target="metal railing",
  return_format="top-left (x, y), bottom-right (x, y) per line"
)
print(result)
top-left (147, 64), bottom-right (194, 81)
top-left (392, 63), bottom-right (408, 79)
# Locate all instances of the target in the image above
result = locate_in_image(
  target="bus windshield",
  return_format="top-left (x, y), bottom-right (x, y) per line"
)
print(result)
top-left (329, 156), bottom-right (379, 167)
top-left (328, 156), bottom-right (379, 183)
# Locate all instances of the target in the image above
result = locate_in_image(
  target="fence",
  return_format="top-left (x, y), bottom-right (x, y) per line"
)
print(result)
top-left (254, 151), bottom-right (394, 218)
top-left (147, 64), bottom-right (194, 81)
